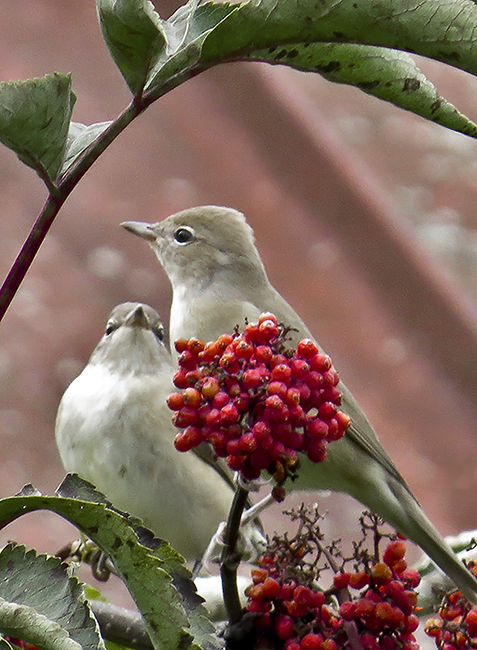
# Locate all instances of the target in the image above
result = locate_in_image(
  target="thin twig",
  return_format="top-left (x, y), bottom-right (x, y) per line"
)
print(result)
top-left (220, 485), bottom-right (249, 625)
top-left (0, 196), bottom-right (64, 319)
top-left (0, 101), bottom-right (139, 322)
top-left (0, 61), bottom-right (208, 323)
top-left (90, 600), bottom-right (152, 650)
top-left (240, 492), bottom-right (275, 525)
top-left (316, 521), bottom-right (364, 650)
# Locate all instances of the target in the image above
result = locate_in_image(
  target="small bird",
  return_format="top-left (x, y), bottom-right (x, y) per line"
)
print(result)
top-left (122, 205), bottom-right (477, 601)
top-left (55, 302), bottom-right (238, 560)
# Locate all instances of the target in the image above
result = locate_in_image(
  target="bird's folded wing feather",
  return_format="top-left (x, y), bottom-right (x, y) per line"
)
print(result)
top-left (340, 384), bottom-right (414, 494)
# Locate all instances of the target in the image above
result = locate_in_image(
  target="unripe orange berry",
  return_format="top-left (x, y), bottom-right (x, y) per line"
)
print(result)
top-left (187, 338), bottom-right (205, 354)
top-left (371, 562), bottom-right (392, 585)
top-left (174, 339), bottom-right (189, 352)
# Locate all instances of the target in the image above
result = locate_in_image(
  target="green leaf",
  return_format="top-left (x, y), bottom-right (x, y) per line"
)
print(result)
top-left (94, 0), bottom-right (477, 138)
top-left (160, 0), bottom-right (201, 58)
top-left (145, 1), bottom-right (237, 92)
top-left (57, 476), bottom-right (220, 650)
top-left (0, 476), bottom-right (220, 650)
top-left (0, 73), bottom-right (75, 183)
top-left (144, 0), bottom-right (477, 138)
top-left (0, 544), bottom-right (104, 650)
top-left (244, 43), bottom-right (477, 137)
top-left (96, 0), bottom-right (168, 94)
top-left (198, 0), bottom-right (477, 78)
top-left (62, 121), bottom-right (112, 174)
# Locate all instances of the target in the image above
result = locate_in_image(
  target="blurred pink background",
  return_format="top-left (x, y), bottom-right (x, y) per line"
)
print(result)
top-left (1, 0), bottom-right (477, 601)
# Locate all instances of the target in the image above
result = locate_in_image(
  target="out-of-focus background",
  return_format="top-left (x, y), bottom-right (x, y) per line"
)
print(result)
top-left (1, 0), bottom-right (477, 600)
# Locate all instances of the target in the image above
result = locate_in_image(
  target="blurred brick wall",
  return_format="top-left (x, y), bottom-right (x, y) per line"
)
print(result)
top-left (0, 1), bottom-right (477, 594)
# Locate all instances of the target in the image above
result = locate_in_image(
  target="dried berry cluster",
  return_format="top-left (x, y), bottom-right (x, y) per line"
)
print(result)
top-left (246, 539), bottom-right (420, 650)
top-left (167, 313), bottom-right (350, 482)
top-left (425, 566), bottom-right (477, 650)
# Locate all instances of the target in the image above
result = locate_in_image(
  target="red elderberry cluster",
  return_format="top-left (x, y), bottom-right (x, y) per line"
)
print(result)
top-left (337, 540), bottom-right (421, 650)
top-left (246, 539), bottom-right (421, 650)
top-left (167, 313), bottom-right (350, 482)
top-left (425, 565), bottom-right (477, 650)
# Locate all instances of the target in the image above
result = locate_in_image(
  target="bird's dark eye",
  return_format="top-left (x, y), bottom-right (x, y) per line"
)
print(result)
top-left (174, 227), bottom-right (194, 244)
top-left (152, 326), bottom-right (164, 342)
top-left (105, 322), bottom-right (117, 336)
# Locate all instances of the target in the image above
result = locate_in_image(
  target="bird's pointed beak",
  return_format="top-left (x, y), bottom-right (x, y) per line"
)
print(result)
top-left (124, 305), bottom-right (150, 329)
top-left (121, 221), bottom-right (156, 242)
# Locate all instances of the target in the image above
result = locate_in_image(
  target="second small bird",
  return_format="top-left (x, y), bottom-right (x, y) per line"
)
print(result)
top-left (55, 302), bottom-right (236, 560)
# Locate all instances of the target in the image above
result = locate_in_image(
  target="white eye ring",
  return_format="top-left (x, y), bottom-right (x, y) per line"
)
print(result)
top-left (174, 227), bottom-right (194, 245)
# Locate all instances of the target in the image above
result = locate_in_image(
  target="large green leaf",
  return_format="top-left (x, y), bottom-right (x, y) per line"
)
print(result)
top-left (96, 0), bottom-right (168, 94)
top-left (244, 43), bottom-right (477, 136)
top-left (3, 0), bottom-right (477, 180)
top-left (96, 0), bottom-right (223, 96)
top-left (199, 0), bottom-right (477, 77)
top-left (0, 74), bottom-right (75, 182)
top-left (0, 476), bottom-right (221, 650)
top-left (140, 0), bottom-right (477, 138)
top-left (0, 544), bottom-right (104, 650)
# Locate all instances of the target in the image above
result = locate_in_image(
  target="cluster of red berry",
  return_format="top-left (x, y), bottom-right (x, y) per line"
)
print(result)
top-left (245, 540), bottom-right (420, 650)
top-left (167, 313), bottom-right (350, 482)
top-left (337, 540), bottom-right (420, 650)
top-left (425, 566), bottom-right (477, 650)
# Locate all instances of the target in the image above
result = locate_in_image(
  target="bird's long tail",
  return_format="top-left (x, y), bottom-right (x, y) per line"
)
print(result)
top-left (387, 478), bottom-right (477, 604)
